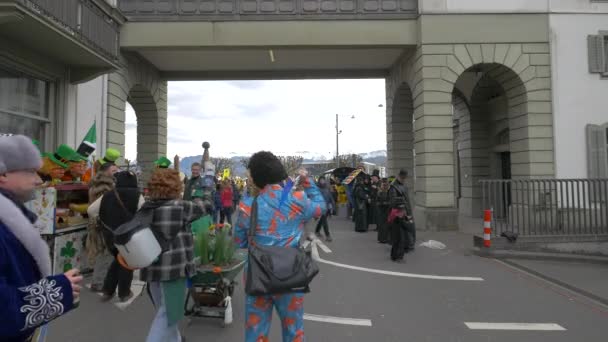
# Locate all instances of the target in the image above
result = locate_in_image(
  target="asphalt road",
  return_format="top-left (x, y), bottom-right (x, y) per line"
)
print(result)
top-left (47, 216), bottom-right (608, 342)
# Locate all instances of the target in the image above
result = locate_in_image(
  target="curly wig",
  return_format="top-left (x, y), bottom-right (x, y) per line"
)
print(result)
top-left (147, 168), bottom-right (183, 200)
top-left (248, 151), bottom-right (287, 189)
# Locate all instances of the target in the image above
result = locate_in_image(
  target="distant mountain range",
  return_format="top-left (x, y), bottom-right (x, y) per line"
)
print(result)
top-left (178, 150), bottom-right (387, 177)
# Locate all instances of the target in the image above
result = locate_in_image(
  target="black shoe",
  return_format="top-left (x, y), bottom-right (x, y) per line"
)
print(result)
top-left (119, 291), bottom-right (134, 303)
top-left (325, 236), bottom-right (333, 242)
top-left (101, 293), bottom-right (114, 302)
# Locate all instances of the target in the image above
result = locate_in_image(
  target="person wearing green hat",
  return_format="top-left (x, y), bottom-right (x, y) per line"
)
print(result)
top-left (83, 148), bottom-right (121, 183)
top-left (154, 156), bottom-right (172, 169)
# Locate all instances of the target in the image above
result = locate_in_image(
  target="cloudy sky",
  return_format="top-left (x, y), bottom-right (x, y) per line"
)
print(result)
top-left (124, 79), bottom-right (386, 160)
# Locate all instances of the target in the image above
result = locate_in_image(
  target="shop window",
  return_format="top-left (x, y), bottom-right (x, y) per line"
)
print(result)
top-left (0, 67), bottom-right (51, 150)
top-left (586, 123), bottom-right (608, 178)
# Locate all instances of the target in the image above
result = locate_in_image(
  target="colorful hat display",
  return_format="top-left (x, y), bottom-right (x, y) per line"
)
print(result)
top-left (100, 148), bottom-right (121, 165)
top-left (154, 156), bottom-right (172, 168)
top-left (46, 144), bottom-right (77, 168)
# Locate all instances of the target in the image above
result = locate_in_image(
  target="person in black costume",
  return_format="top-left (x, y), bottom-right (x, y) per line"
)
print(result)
top-left (368, 170), bottom-right (380, 228)
top-left (98, 171), bottom-right (145, 302)
top-left (376, 178), bottom-right (391, 243)
top-left (353, 176), bottom-right (370, 232)
top-left (388, 169), bottom-right (415, 262)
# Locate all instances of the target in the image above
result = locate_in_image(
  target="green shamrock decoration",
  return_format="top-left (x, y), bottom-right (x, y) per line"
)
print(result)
top-left (60, 241), bottom-right (76, 272)
top-left (60, 241), bottom-right (76, 258)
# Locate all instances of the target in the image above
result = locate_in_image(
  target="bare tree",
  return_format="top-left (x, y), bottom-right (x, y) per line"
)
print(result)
top-left (240, 157), bottom-right (250, 170)
top-left (211, 157), bottom-right (234, 176)
top-left (334, 154), bottom-right (363, 168)
top-left (279, 155), bottom-right (304, 176)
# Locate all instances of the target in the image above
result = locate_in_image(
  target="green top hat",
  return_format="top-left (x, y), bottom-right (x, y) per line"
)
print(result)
top-left (154, 156), bottom-right (172, 168)
top-left (100, 148), bottom-right (121, 165)
top-left (47, 144), bottom-right (77, 168)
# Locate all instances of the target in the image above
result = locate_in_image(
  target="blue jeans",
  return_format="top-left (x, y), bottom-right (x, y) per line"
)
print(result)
top-left (146, 281), bottom-right (182, 342)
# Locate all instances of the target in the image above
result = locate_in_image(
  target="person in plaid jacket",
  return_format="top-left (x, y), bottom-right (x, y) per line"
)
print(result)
top-left (140, 168), bottom-right (207, 342)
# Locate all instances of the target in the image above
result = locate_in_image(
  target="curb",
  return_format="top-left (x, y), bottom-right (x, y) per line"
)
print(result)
top-left (472, 248), bottom-right (608, 265)
top-left (499, 258), bottom-right (608, 309)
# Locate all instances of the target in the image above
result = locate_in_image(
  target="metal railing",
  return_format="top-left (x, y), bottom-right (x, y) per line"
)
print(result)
top-left (481, 179), bottom-right (608, 236)
top-left (118, 0), bottom-right (418, 20)
top-left (19, 0), bottom-right (119, 60)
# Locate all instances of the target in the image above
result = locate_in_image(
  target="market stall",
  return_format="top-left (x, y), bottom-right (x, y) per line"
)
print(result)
top-left (26, 183), bottom-right (90, 274)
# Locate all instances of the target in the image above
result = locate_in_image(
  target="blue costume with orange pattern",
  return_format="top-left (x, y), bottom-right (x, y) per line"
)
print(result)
top-left (235, 177), bottom-right (326, 342)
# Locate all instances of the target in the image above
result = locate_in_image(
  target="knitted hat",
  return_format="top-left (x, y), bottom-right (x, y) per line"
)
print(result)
top-left (0, 135), bottom-right (43, 173)
top-left (154, 156), bottom-right (172, 168)
top-left (100, 148), bottom-right (120, 165)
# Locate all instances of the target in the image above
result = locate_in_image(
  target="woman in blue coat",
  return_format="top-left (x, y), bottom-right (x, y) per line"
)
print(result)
top-left (234, 151), bottom-right (326, 342)
top-left (0, 135), bottom-right (81, 342)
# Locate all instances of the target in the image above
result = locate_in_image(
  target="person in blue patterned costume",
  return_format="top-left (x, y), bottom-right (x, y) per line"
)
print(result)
top-left (0, 135), bottom-right (82, 342)
top-left (234, 151), bottom-right (326, 342)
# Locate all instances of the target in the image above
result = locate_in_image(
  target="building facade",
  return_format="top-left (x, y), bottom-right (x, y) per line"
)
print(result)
top-left (1, 0), bottom-right (606, 231)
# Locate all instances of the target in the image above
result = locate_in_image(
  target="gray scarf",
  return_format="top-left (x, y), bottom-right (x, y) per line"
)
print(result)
top-left (0, 192), bottom-right (52, 277)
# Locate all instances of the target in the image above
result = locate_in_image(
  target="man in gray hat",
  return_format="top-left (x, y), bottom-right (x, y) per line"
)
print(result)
top-left (0, 135), bottom-right (82, 341)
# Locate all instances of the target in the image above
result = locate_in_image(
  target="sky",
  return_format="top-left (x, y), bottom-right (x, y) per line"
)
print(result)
top-left (124, 79), bottom-right (386, 161)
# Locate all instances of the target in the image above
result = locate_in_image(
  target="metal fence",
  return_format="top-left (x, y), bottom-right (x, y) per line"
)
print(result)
top-left (20, 0), bottom-right (119, 60)
top-left (481, 179), bottom-right (608, 236)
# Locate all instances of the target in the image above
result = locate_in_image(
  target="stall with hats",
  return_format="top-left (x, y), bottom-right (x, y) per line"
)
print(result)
top-left (26, 140), bottom-right (97, 274)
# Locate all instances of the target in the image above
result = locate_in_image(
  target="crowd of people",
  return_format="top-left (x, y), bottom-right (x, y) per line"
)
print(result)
top-left (0, 133), bottom-right (413, 342)
top-left (346, 168), bottom-right (416, 263)
top-left (0, 134), bottom-right (329, 342)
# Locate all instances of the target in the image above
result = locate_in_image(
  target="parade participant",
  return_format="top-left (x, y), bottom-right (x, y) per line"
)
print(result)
top-left (0, 135), bottom-right (82, 342)
top-left (353, 176), bottom-right (370, 232)
top-left (82, 148), bottom-right (120, 183)
top-left (141, 168), bottom-right (207, 342)
top-left (95, 171), bottom-right (144, 302)
top-left (86, 167), bottom-right (115, 292)
top-left (234, 151), bottom-right (325, 342)
top-left (376, 178), bottom-right (391, 244)
top-left (220, 180), bottom-right (234, 225)
top-left (315, 177), bottom-right (336, 242)
top-left (368, 170), bottom-right (380, 228)
top-left (154, 156), bottom-right (172, 169)
top-left (184, 162), bottom-right (204, 201)
top-left (388, 169), bottom-right (415, 262)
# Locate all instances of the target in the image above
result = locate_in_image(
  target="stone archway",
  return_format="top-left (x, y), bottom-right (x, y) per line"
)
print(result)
top-left (386, 43), bottom-right (554, 230)
top-left (106, 52), bottom-right (167, 178)
top-left (386, 82), bottom-right (414, 185)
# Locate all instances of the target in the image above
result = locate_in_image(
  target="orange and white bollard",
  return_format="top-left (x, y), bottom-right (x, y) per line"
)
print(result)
top-left (483, 209), bottom-right (492, 248)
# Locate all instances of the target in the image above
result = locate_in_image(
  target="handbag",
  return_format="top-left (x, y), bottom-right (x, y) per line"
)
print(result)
top-left (245, 195), bottom-right (319, 296)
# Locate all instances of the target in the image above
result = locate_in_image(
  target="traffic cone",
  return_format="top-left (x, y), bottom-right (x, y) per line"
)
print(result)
top-left (483, 209), bottom-right (492, 248)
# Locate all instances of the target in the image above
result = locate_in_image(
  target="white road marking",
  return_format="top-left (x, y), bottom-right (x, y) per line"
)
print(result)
top-left (304, 313), bottom-right (372, 327)
top-left (311, 241), bottom-right (484, 281)
top-left (315, 239), bottom-right (333, 254)
top-left (465, 322), bottom-right (566, 331)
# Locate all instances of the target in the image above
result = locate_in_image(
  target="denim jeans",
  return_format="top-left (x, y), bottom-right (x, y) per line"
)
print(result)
top-left (146, 281), bottom-right (182, 342)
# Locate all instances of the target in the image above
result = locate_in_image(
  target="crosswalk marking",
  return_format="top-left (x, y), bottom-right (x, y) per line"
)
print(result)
top-left (465, 322), bottom-right (567, 331)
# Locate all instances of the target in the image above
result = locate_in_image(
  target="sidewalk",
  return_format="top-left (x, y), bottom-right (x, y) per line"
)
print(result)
top-left (503, 258), bottom-right (608, 307)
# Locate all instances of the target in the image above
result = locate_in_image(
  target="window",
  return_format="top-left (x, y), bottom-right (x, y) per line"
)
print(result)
top-left (588, 32), bottom-right (608, 76)
top-left (0, 67), bottom-right (51, 150)
top-left (586, 123), bottom-right (608, 178)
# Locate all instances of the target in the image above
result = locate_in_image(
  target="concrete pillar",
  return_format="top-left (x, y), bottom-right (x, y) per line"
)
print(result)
top-left (386, 84), bottom-right (414, 180)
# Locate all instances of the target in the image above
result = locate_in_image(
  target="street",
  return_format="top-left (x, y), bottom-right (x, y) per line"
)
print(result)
top-left (48, 216), bottom-right (608, 342)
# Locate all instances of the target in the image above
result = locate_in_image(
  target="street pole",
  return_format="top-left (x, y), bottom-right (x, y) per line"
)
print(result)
top-left (336, 113), bottom-right (340, 167)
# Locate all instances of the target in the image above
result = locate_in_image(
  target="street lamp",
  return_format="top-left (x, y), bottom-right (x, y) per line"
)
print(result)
top-left (336, 114), bottom-right (355, 167)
